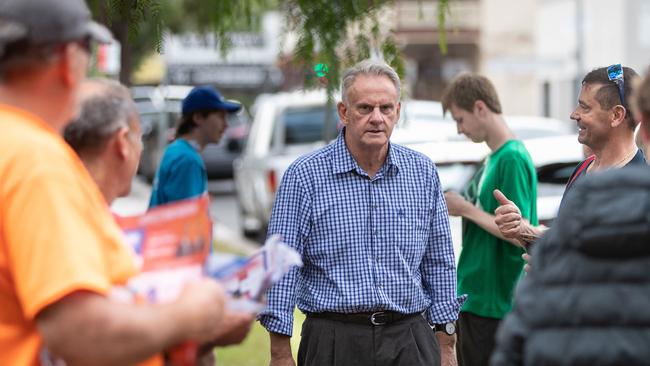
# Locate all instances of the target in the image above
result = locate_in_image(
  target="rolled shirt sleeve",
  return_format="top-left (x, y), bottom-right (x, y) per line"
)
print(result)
top-left (421, 168), bottom-right (465, 324)
top-left (258, 165), bottom-right (311, 336)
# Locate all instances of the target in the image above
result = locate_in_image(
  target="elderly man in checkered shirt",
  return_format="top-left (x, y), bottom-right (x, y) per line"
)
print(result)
top-left (258, 59), bottom-right (465, 366)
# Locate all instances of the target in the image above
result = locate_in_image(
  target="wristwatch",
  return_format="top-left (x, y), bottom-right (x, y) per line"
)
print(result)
top-left (432, 322), bottom-right (456, 336)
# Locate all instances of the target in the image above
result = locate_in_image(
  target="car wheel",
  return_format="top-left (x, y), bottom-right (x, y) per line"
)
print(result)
top-left (240, 211), bottom-right (266, 243)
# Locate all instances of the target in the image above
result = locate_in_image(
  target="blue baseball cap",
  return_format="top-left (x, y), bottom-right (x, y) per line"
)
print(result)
top-left (182, 86), bottom-right (242, 115)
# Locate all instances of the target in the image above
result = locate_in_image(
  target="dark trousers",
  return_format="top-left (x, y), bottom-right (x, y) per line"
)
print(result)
top-left (297, 314), bottom-right (440, 366)
top-left (457, 311), bottom-right (501, 366)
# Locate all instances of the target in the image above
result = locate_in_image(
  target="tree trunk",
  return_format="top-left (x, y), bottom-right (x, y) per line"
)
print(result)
top-left (112, 0), bottom-right (134, 86)
top-left (108, 21), bottom-right (132, 86)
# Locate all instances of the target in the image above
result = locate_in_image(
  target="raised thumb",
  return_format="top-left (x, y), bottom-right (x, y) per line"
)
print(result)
top-left (493, 189), bottom-right (512, 205)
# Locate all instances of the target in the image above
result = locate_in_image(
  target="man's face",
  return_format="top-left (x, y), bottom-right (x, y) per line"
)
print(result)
top-left (198, 110), bottom-right (228, 144)
top-left (570, 83), bottom-right (612, 148)
top-left (338, 74), bottom-right (400, 150)
top-left (449, 103), bottom-right (485, 143)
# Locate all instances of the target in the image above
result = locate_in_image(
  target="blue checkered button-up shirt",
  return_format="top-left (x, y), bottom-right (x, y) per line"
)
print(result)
top-left (258, 130), bottom-right (464, 336)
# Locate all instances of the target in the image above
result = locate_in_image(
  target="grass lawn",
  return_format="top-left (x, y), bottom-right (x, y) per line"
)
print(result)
top-left (215, 310), bottom-right (305, 365)
top-left (212, 239), bottom-right (304, 365)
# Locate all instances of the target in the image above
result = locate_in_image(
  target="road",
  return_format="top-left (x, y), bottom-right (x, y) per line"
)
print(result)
top-left (113, 177), bottom-right (463, 259)
top-left (207, 179), bottom-right (243, 234)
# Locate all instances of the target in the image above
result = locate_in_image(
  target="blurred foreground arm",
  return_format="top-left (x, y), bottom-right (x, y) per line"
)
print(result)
top-left (37, 279), bottom-right (227, 366)
top-left (203, 306), bottom-right (256, 347)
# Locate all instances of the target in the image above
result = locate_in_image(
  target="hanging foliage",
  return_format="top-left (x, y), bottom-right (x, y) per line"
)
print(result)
top-left (86, 0), bottom-right (452, 87)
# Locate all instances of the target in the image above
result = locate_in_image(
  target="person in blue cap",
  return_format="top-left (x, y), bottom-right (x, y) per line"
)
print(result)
top-left (149, 85), bottom-right (242, 208)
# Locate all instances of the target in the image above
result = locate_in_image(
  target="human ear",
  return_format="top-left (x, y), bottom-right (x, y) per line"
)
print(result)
top-left (474, 100), bottom-right (486, 116)
top-left (337, 102), bottom-right (349, 126)
top-left (58, 44), bottom-right (75, 87)
top-left (60, 43), bottom-right (87, 88)
top-left (395, 101), bottom-right (401, 121)
top-left (610, 105), bottom-right (627, 127)
top-left (115, 126), bottom-right (130, 159)
top-left (192, 112), bottom-right (205, 126)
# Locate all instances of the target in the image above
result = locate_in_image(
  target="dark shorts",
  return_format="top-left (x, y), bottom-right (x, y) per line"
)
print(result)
top-left (298, 312), bottom-right (440, 366)
top-left (457, 311), bottom-right (501, 366)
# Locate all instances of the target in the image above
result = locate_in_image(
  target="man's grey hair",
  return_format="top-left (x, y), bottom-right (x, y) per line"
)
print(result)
top-left (340, 59), bottom-right (401, 103)
top-left (64, 78), bottom-right (138, 156)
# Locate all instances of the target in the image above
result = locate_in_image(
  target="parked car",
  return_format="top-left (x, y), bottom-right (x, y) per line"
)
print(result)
top-left (133, 85), bottom-right (190, 181)
top-left (234, 92), bottom-right (582, 239)
top-left (132, 85), bottom-right (249, 181)
top-left (233, 90), bottom-right (339, 238)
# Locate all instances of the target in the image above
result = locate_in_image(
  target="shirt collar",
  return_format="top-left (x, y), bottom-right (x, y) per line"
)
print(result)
top-left (331, 128), bottom-right (400, 177)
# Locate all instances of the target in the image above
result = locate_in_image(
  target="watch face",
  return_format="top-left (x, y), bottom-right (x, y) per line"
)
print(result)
top-left (445, 322), bottom-right (456, 335)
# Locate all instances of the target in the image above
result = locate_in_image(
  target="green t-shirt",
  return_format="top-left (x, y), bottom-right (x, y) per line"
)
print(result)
top-left (457, 139), bottom-right (538, 319)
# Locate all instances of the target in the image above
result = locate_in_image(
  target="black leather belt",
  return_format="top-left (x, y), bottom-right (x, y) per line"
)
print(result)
top-left (306, 311), bottom-right (420, 326)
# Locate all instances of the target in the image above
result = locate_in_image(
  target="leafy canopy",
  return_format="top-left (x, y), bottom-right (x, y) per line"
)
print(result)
top-left (87, 0), bottom-right (451, 90)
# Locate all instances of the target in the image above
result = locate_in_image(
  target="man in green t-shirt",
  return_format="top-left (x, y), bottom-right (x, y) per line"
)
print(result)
top-left (441, 73), bottom-right (537, 366)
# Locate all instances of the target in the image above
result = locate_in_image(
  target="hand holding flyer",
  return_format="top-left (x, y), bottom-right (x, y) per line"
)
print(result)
top-left (206, 234), bottom-right (303, 312)
top-left (113, 196), bottom-right (302, 366)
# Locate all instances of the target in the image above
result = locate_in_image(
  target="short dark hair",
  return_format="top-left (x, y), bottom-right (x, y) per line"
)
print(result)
top-left (442, 73), bottom-right (502, 115)
top-left (64, 79), bottom-right (137, 157)
top-left (582, 66), bottom-right (639, 130)
top-left (175, 110), bottom-right (213, 136)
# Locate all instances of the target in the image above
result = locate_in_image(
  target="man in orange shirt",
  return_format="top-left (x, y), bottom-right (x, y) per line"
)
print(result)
top-left (0, 1), bottom-right (252, 365)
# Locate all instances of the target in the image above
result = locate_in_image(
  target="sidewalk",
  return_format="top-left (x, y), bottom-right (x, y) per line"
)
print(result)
top-left (111, 177), bottom-right (259, 255)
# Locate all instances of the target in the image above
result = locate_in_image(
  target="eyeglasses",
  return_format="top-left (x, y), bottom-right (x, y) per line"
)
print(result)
top-left (607, 63), bottom-right (626, 109)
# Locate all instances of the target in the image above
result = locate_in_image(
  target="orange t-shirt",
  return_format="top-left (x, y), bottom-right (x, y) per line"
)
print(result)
top-left (0, 105), bottom-right (160, 365)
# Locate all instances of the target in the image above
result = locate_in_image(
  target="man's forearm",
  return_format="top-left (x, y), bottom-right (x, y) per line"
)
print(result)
top-left (37, 292), bottom-right (198, 366)
top-left (437, 333), bottom-right (458, 366)
top-left (461, 204), bottom-right (523, 247)
top-left (270, 331), bottom-right (293, 358)
top-left (269, 331), bottom-right (296, 366)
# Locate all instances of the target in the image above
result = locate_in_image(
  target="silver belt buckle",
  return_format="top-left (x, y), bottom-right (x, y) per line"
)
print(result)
top-left (370, 311), bottom-right (387, 326)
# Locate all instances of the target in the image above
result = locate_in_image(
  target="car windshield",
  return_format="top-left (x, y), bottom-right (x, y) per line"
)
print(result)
top-left (281, 105), bottom-right (339, 145)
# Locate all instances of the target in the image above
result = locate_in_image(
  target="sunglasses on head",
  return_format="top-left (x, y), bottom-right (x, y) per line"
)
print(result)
top-left (607, 63), bottom-right (626, 109)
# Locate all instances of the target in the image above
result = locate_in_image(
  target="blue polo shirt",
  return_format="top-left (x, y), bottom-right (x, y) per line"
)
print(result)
top-left (148, 139), bottom-right (207, 208)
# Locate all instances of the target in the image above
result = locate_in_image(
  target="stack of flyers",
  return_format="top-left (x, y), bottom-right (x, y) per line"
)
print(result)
top-left (115, 195), bottom-right (212, 304)
top-left (114, 195), bottom-right (212, 366)
top-left (206, 234), bottom-right (303, 312)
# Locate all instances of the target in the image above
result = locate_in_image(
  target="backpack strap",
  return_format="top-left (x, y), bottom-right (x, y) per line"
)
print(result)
top-left (566, 155), bottom-right (596, 189)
